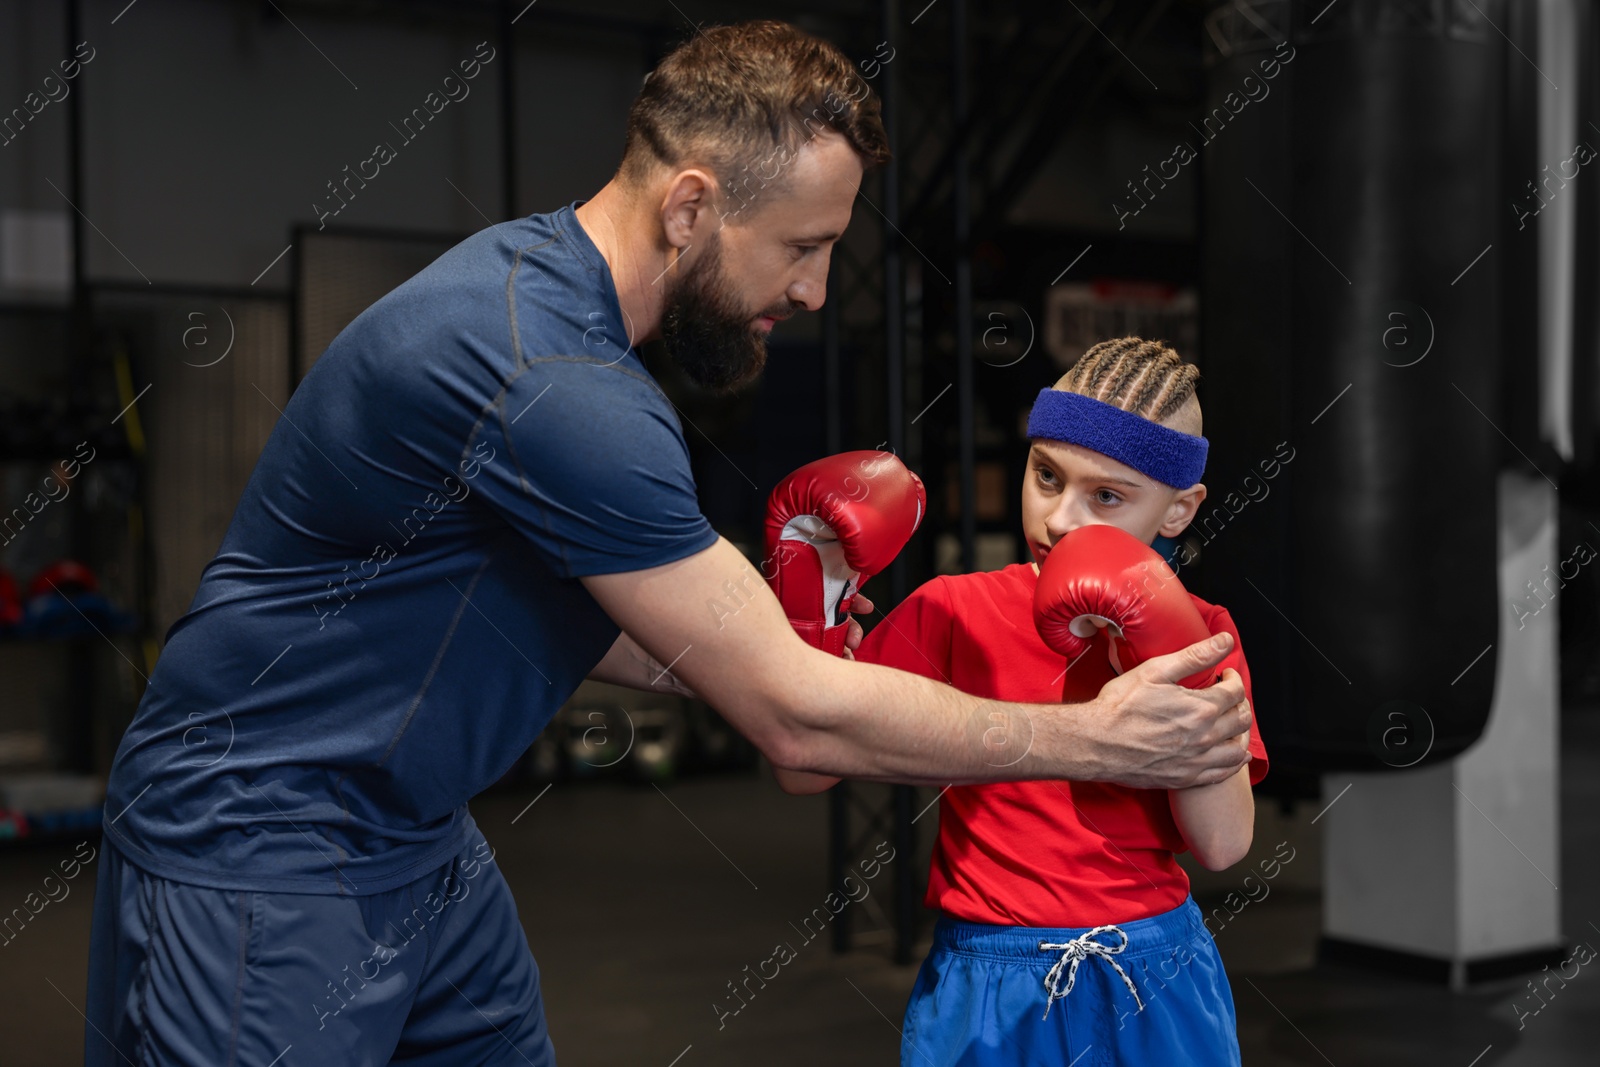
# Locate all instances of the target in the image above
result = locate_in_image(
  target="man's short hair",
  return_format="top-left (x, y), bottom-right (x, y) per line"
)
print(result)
top-left (619, 20), bottom-right (891, 205)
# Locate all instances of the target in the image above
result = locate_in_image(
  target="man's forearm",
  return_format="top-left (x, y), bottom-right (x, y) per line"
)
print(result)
top-left (588, 631), bottom-right (696, 697)
top-left (580, 537), bottom-right (1248, 792)
top-left (768, 650), bottom-right (1105, 786)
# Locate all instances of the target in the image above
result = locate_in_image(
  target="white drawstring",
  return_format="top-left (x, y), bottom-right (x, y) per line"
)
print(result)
top-left (1037, 925), bottom-right (1144, 1021)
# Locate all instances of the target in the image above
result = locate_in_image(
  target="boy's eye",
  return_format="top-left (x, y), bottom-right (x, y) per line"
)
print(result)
top-left (1035, 465), bottom-right (1056, 485)
top-left (1095, 489), bottom-right (1121, 505)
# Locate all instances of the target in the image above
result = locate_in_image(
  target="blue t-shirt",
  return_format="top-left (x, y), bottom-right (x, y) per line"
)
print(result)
top-left (102, 203), bottom-right (719, 894)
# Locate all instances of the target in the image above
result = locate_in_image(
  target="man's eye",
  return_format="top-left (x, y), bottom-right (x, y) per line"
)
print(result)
top-left (793, 245), bottom-right (817, 255)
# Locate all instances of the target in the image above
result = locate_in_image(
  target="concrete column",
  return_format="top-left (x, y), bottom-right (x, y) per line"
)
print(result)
top-left (1321, 469), bottom-right (1563, 988)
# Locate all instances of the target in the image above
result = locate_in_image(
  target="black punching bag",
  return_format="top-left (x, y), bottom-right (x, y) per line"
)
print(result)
top-left (1198, 0), bottom-right (1502, 771)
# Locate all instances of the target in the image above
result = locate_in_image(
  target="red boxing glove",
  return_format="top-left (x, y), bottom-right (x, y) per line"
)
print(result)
top-left (764, 451), bottom-right (926, 656)
top-left (1033, 524), bottom-right (1216, 690)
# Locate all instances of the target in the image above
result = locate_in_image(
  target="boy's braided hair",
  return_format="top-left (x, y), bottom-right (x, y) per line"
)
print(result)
top-left (1054, 337), bottom-right (1199, 425)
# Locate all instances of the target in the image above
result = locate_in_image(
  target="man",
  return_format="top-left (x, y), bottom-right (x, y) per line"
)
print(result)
top-left (87, 20), bottom-right (1251, 1067)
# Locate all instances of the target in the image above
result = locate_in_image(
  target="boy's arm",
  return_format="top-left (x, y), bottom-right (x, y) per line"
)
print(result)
top-left (1066, 594), bottom-right (1257, 866)
top-left (1169, 717), bottom-right (1255, 870)
top-left (1170, 606), bottom-right (1266, 869)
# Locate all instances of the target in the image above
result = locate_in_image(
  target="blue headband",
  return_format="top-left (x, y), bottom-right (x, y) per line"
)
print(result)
top-left (1025, 389), bottom-right (1208, 489)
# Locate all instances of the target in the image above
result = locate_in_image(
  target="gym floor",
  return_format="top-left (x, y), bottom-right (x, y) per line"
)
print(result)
top-left (3, 702), bottom-right (1596, 1066)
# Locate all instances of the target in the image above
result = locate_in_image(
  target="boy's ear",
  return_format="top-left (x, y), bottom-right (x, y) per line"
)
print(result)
top-left (1158, 483), bottom-right (1206, 539)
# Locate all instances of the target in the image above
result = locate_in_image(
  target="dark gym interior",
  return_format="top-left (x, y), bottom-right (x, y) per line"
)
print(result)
top-left (1, 0), bottom-right (1598, 1063)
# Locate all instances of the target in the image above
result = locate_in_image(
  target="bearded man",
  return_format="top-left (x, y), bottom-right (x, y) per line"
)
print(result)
top-left (86, 20), bottom-right (1251, 1067)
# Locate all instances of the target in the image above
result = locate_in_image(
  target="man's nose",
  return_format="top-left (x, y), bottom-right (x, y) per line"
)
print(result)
top-left (788, 250), bottom-right (832, 312)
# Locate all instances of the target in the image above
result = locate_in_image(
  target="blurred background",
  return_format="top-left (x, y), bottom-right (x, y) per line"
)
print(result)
top-left (0, 0), bottom-right (1597, 1063)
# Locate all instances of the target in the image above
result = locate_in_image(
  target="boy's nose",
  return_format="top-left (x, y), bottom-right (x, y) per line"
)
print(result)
top-left (1050, 515), bottom-right (1119, 552)
top-left (1047, 503), bottom-right (1093, 539)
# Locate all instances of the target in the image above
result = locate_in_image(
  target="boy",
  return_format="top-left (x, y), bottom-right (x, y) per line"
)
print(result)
top-left (778, 337), bottom-right (1267, 1065)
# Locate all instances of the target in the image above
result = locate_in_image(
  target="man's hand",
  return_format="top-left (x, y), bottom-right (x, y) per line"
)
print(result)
top-left (1082, 635), bottom-right (1252, 789)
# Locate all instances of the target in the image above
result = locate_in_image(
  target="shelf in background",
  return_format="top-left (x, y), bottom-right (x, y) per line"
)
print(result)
top-left (0, 768), bottom-right (105, 844)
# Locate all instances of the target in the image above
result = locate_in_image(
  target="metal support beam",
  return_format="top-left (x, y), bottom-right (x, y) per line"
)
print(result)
top-left (880, 0), bottom-right (919, 969)
top-left (978, 0), bottom-right (1173, 234)
top-left (953, 0), bottom-right (975, 573)
top-left (499, 0), bottom-right (518, 219)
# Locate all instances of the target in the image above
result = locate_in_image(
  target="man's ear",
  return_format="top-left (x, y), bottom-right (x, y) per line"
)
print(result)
top-left (659, 168), bottom-right (721, 249)
top-left (1158, 483), bottom-right (1206, 539)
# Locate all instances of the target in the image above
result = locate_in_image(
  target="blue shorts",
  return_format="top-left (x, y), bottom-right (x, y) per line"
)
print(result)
top-left (84, 823), bottom-right (555, 1067)
top-left (901, 895), bottom-right (1240, 1067)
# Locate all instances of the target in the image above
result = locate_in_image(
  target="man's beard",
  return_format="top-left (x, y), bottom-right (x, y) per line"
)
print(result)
top-left (659, 235), bottom-right (775, 394)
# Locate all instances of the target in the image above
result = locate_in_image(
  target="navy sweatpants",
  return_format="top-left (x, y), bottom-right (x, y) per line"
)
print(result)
top-left (84, 825), bottom-right (555, 1067)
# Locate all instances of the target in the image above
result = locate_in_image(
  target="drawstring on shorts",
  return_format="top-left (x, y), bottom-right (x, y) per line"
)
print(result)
top-left (1037, 924), bottom-right (1145, 1021)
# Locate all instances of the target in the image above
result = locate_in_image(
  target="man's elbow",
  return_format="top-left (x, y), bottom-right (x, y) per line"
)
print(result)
top-left (759, 710), bottom-right (826, 775)
top-left (771, 763), bottom-right (840, 795)
top-left (728, 649), bottom-right (839, 770)
top-left (715, 684), bottom-right (815, 773)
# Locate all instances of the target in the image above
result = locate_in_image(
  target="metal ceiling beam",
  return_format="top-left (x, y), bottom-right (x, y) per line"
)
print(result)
top-left (977, 0), bottom-right (1175, 234)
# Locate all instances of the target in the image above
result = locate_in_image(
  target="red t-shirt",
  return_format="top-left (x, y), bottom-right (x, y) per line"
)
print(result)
top-left (855, 562), bottom-right (1268, 928)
